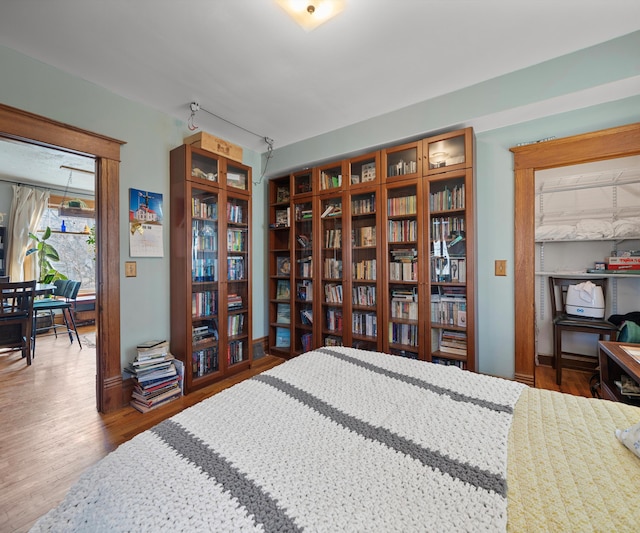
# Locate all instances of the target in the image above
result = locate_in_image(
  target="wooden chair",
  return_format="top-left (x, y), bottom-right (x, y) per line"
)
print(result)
top-left (0, 280), bottom-right (36, 364)
top-left (548, 277), bottom-right (618, 385)
top-left (33, 280), bottom-right (82, 349)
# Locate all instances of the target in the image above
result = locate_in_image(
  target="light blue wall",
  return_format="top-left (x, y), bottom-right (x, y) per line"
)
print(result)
top-left (0, 44), bottom-right (266, 368)
top-left (2, 30), bottom-right (639, 377)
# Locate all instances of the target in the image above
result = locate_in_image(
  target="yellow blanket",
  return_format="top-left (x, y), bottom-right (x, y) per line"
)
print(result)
top-left (508, 388), bottom-right (640, 531)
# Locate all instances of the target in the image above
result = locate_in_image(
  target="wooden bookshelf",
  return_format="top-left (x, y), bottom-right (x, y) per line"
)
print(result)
top-left (169, 143), bottom-right (252, 393)
top-left (268, 175), bottom-right (293, 357)
top-left (267, 127), bottom-right (475, 369)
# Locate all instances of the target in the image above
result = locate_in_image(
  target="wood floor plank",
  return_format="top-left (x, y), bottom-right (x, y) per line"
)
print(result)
top-left (0, 327), bottom-right (592, 532)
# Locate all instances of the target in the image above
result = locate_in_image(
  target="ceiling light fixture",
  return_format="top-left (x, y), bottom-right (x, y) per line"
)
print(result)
top-left (275, 0), bottom-right (345, 31)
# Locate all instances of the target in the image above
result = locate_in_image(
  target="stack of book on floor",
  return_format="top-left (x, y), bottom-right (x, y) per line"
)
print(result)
top-left (127, 340), bottom-right (184, 413)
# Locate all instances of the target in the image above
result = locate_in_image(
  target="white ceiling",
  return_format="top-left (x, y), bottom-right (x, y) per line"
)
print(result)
top-left (0, 0), bottom-right (639, 191)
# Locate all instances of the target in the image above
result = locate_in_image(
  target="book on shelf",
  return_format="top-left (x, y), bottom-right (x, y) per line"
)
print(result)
top-left (297, 281), bottom-right (312, 301)
top-left (301, 332), bottom-right (313, 352)
top-left (275, 327), bottom-right (291, 348)
top-left (300, 308), bottom-right (313, 325)
top-left (296, 234), bottom-right (311, 248)
top-left (604, 263), bottom-right (640, 271)
top-left (276, 256), bottom-right (291, 276)
top-left (276, 186), bottom-right (290, 203)
top-left (276, 279), bottom-right (291, 299)
top-left (320, 204), bottom-right (342, 218)
top-left (606, 256), bottom-right (640, 265)
top-left (276, 303), bottom-right (291, 324)
top-left (227, 293), bottom-right (243, 309)
top-left (614, 375), bottom-right (640, 397)
top-left (274, 207), bottom-right (290, 227)
top-left (361, 162), bottom-right (376, 182)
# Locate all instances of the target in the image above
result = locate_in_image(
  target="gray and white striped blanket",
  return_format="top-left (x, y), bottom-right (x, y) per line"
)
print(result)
top-left (32, 347), bottom-right (526, 532)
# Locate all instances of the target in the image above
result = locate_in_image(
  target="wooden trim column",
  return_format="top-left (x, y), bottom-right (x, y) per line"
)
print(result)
top-left (0, 103), bottom-right (124, 413)
top-left (511, 122), bottom-right (640, 386)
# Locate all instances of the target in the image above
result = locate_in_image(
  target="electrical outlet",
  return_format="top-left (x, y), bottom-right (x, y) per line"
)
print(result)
top-left (125, 261), bottom-right (137, 277)
top-left (495, 260), bottom-right (507, 276)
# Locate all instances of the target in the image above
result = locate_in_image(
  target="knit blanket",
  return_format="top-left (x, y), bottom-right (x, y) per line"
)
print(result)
top-left (32, 347), bottom-right (526, 532)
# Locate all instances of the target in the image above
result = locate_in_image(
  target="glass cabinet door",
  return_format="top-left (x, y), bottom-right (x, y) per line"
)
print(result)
top-left (423, 128), bottom-right (473, 176)
top-left (350, 188), bottom-right (379, 351)
top-left (428, 173), bottom-right (469, 369)
top-left (320, 194), bottom-right (345, 347)
top-left (190, 150), bottom-right (220, 184)
top-left (191, 188), bottom-right (220, 379)
top-left (269, 175), bottom-right (292, 357)
top-left (226, 194), bottom-right (250, 367)
top-left (293, 198), bottom-right (314, 353)
top-left (225, 161), bottom-right (250, 193)
top-left (385, 181), bottom-right (422, 359)
top-left (382, 141), bottom-right (422, 182)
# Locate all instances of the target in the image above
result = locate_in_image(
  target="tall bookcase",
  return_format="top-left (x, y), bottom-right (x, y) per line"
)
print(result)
top-left (423, 128), bottom-right (475, 370)
top-left (268, 175), bottom-right (293, 357)
top-left (267, 127), bottom-right (475, 371)
top-left (170, 143), bottom-right (252, 393)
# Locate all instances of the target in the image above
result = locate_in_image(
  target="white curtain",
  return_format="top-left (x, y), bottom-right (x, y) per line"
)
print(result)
top-left (7, 185), bottom-right (50, 282)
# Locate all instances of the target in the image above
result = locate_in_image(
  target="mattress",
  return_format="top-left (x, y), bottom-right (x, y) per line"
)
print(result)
top-left (507, 387), bottom-right (640, 531)
top-left (30, 347), bottom-right (640, 532)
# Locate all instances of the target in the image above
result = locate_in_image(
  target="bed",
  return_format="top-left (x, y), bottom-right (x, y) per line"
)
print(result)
top-left (31, 347), bottom-right (640, 532)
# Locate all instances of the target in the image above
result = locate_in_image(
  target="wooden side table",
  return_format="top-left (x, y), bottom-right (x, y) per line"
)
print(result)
top-left (598, 341), bottom-right (640, 404)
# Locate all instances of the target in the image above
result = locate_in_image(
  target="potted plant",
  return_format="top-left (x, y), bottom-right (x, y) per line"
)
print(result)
top-left (26, 226), bottom-right (68, 283)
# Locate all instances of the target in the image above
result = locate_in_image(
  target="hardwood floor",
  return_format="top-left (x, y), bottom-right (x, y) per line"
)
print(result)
top-left (0, 330), bottom-right (593, 532)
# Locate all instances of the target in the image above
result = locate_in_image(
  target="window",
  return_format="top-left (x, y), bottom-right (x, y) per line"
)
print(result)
top-left (37, 205), bottom-right (96, 294)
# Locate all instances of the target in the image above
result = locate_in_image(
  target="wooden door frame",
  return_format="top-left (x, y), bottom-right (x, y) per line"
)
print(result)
top-left (0, 103), bottom-right (124, 413)
top-left (510, 122), bottom-right (640, 385)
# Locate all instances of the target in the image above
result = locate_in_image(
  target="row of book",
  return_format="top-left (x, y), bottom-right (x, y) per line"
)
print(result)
top-left (352, 226), bottom-right (376, 247)
top-left (430, 184), bottom-right (465, 212)
top-left (193, 346), bottom-right (218, 378)
top-left (351, 195), bottom-right (376, 215)
top-left (352, 285), bottom-right (376, 307)
top-left (352, 312), bottom-right (377, 337)
top-left (227, 256), bottom-right (245, 280)
top-left (388, 219), bottom-right (417, 243)
top-left (324, 258), bottom-right (343, 279)
top-left (431, 216), bottom-right (465, 241)
top-left (320, 172), bottom-right (343, 190)
top-left (226, 228), bottom-right (247, 252)
top-left (192, 222), bottom-right (218, 251)
top-left (192, 258), bottom-right (218, 282)
top-left (128, 340), bottom-right (183, 413)
top-left (325, 308), bottom-right (343, 332)
top-left (192, 197), bottom-right (217, 220)
top-left (228, 313), bottom-right (245, 336)
top-left (325, 283), bottom-right (343, 304)
top-left (388, 159), bottom-right (417, 177)
top-left (227, 201), bottom-right (244, 224)
top-left (192, 290), bottom-right (218, 318)
top-left (387, 194), bottom-right (417, 216)
top-left (324, 228), bottom-right (342, 248)
top-left (389, 260), bottom-right (418, 281)
top-left (352, 259), bottom-right (376, 280)
top-left (192, 321), bottom-right (218, 346)
top-left (431, 295), bottom-right (467, 327)
top-left (438, 329), bottom-right (467, 356)
top-left (389, 322), bottom-right (419, 347)
top-left (228, 340), bottom-right (245, 365)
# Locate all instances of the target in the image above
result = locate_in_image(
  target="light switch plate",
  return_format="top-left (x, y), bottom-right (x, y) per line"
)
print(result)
top-left (495, 260), bottom-right (507, 276)
top-left (125, 261), bottom-right (137, 277)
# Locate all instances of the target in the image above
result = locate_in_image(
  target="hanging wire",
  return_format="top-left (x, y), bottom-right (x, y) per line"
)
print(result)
top-left (187, 102), bottom-right (275, 185)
